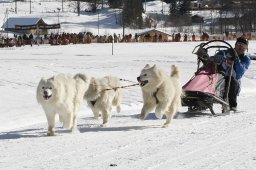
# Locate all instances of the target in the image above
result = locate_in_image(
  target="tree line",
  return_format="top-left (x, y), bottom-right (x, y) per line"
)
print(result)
top-left (13, 0), bottom-right (256, 34)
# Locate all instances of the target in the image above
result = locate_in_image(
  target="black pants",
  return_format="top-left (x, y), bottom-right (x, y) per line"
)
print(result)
top-left (224, 77), bottom-right (238, 108)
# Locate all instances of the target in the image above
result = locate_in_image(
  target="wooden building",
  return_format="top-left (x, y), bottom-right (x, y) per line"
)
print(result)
top-left (1, 17), bottom-right (60, 35)
top-left (136, 29), bottom-right (171, 42)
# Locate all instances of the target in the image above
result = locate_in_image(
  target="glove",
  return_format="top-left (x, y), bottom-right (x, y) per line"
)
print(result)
top-left (227, 48), bottom-right (239, 60)
top-left (209, 54), bottom-right (225, 64)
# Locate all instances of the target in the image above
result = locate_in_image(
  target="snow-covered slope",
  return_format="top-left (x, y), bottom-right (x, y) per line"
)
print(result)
top-left (0, 0), bottom-right (128, 35)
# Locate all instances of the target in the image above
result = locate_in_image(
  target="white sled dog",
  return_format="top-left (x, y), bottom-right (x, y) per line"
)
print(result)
top-left (36, 74), bottom-right (89, 136)
top-left (137, 64), bottom-right (182, 127)
top-left (74, 74), bottom-right (122, 127)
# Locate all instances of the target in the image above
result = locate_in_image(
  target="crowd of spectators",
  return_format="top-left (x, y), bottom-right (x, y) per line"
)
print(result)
top-left (0, 31), bottom-right (253, 48)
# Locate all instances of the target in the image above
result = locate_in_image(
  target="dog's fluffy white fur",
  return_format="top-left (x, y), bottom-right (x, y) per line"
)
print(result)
top-left (137, 64), bottom-right (182, 127)
top-left (75, 73), bottom-right (122, 127)
top-left (36, 74), bottom-right (89, 136)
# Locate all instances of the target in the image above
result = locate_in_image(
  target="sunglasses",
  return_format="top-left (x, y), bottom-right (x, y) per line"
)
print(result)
top-left (236, 42), bottom-right (248, 50)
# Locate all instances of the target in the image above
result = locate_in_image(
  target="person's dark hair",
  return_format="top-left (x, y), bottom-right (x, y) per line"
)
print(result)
top-left (236, 36), bottom-right (248, 47)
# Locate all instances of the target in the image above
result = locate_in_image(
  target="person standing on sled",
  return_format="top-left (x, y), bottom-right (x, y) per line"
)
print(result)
top-left (210, 36), bottom-right (251, 112)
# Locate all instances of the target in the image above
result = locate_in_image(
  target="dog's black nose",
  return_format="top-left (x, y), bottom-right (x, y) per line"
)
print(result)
top-left (137, 77), bottom-right (140, 81)
top-left (43, 91), bottom-right (48, 95)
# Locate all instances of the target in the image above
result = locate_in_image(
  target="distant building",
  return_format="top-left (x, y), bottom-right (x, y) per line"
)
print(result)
top-left (1, 17), bottom-right (60, 35)
top-left (190, 0), bottom-right (203, 10)
top-left (136, 29), bottom-right (171, 42)
top-left (191, 15), bottom-right (204, 24)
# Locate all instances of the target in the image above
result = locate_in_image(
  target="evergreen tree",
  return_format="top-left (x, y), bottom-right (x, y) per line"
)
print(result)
top-left (123, 0), bottom-right (143, 28)
top-left (169, 0), bottom-right (179, 16)
top-left (179, 0), bottom-right (190, 15)
top-left (163, 0), bottom-right (173, 3)
top-left (108, 0), bottom-right (123, 8)
top-left (169, 0), bottom-right (190, 16)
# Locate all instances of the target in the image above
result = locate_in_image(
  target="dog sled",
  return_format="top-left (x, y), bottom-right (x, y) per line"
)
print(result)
top-left (182, 40), bottom-right (235, 115)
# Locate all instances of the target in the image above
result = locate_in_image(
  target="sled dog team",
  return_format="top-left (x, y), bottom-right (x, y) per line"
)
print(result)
top-left (36, 64), bottom-right (182, 136)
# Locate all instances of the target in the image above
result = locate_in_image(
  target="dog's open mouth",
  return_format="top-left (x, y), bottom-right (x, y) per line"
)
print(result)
top-left (138, 80), bottom-right (148, 87)
top-left (43, 94), bottom-right (52, 100)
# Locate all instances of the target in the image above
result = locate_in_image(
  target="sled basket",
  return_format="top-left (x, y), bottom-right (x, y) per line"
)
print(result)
top-left (182, 40), bottom-right (235, 115)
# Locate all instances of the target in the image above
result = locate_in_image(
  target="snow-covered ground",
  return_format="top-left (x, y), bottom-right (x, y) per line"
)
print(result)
top-left (0, 41), bottom-right (256, 170)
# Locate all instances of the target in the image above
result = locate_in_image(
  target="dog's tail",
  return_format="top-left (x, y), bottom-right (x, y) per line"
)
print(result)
top-left (170, 65), bottom-right (180, 79)
top-left (74, 73), bottom-right (89, 83)
top-left (112, 90), bottom-right (122, 113)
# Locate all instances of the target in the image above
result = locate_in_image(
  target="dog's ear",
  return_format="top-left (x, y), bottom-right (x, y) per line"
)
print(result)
top-left (91, 79), bottom-right (97, 91)
top-left (49, 76), bottom-right (54, 81)
top-left (144, 64), bottom-right (150, 69)
top-left (151, 64), bottom-right (157, 70)
top-left (39, 77), bottom-right (47, 83)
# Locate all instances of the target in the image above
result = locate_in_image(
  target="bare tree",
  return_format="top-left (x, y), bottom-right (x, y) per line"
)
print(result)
top-left (68, 1), bottom-right (89, 15)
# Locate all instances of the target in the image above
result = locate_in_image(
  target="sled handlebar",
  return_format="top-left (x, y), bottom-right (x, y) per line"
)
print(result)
top-left (192, 40), bottom-right (234, 55)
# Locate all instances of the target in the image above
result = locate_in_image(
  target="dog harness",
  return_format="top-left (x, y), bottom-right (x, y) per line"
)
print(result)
top-left (90, 99), bottom-right (97, 106)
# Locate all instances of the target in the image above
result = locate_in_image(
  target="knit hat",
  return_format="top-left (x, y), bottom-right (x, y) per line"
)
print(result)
top-left (236, 36), bottom-right (248, 48)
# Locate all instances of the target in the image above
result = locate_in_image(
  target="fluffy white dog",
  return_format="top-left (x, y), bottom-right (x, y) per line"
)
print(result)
top-left (75, 74), bottom-right (122, 127)
top-left (36, 74), bottom-right (88, 136)
top-left (137, 64), bottom-right (182, 127)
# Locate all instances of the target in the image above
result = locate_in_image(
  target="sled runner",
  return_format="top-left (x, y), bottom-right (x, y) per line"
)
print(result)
top-left (182, 40), bottom-right (236, 115)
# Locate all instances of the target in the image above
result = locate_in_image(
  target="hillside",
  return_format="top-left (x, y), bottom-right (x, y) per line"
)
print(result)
top-left (0, 0), bottom-right (170, 35)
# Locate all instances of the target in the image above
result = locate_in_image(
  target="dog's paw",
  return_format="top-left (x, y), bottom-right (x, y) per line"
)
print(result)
top-left (155, 113), bottom-right (163, 119)
top-left (162, 123), bottom-right (169, 128)
top-left (140, 116), bottom-right (145, 120)
top-left (47, 131), bottom-right (55, 136)
top-left (71, 128), bottom-right (80, 134)
top-left (139, 114), bottom-right (145, 120)
top-left (101, 123), bottom-right (108, 127)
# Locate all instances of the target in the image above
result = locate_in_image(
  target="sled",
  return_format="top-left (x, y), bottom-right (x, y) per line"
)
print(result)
top-left (182, 40), bottom-right (236, 115)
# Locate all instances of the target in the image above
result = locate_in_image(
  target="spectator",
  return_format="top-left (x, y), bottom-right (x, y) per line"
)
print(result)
top-left (29, 33), bottom-right (34, 46)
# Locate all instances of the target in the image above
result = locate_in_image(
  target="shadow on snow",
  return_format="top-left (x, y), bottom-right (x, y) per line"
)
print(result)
top-left (0, 112), bottom-right (209, 140)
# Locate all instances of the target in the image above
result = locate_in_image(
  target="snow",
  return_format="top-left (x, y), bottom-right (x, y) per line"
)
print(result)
top-left (0, 0), bottom-right (138, 35)
top-left (0, 41), bottom-right (256, 170)
top-left (1, 1), bottom-right (256, 170)
top-left (1, 17), bottom-right (43, 29)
